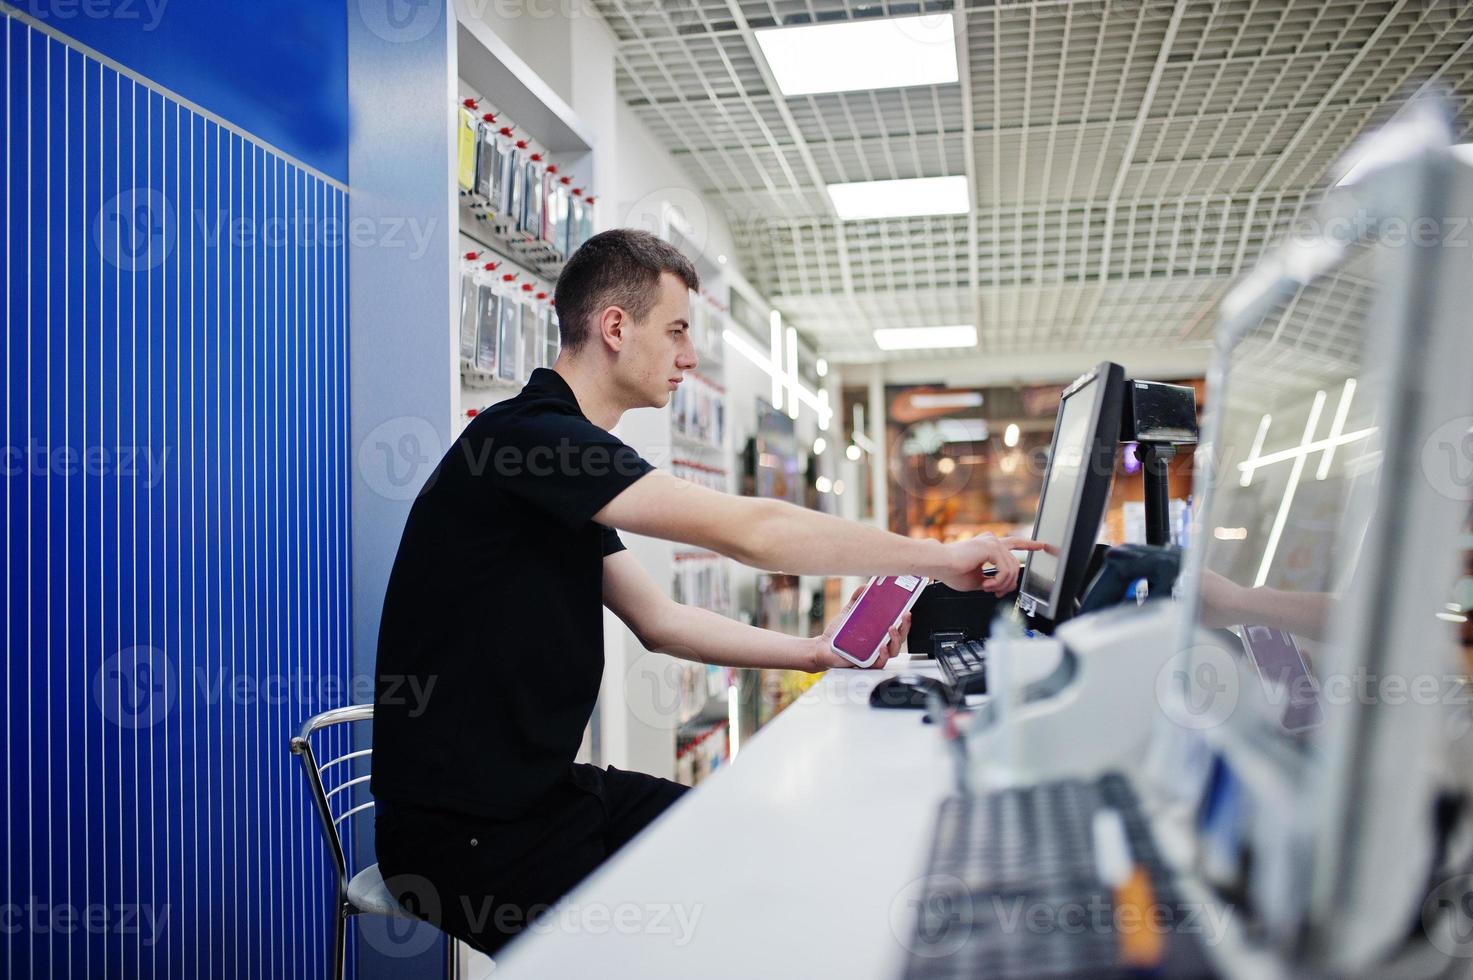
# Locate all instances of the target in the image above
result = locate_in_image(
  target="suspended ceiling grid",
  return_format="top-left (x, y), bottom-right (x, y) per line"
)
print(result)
top-left (593, 0), bottom-right (1473, 363)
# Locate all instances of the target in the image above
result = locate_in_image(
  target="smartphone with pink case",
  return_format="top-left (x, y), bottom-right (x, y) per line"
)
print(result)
top-left (830, 575), bottom-right (928, 667)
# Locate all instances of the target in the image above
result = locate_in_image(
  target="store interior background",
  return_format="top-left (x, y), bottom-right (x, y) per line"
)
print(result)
top-left (4, 0), bottom-right (1472, 978)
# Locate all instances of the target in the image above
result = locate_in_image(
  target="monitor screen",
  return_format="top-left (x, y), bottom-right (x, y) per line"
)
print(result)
top-left (1017, 363), bottom-right (1123, 626)
top-left (1019, 380), bottom-right (1096, 604)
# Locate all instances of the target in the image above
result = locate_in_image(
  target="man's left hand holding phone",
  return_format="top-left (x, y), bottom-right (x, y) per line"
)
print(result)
top-left (813, 576), bottom-right (924, 670)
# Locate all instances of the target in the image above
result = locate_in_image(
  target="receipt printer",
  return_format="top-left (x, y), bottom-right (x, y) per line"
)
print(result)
top-left (905, 582), bottom-right (1009, 657)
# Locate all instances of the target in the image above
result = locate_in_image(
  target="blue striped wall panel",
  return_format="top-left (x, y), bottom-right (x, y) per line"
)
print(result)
top-left (3, 11), bottom-right (355, 978)
top-left (10, 0), bottom-right (349, 183)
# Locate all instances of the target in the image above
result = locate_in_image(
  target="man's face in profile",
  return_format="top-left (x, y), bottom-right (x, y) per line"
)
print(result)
top-left (615, 271), bottom-right (697, 410)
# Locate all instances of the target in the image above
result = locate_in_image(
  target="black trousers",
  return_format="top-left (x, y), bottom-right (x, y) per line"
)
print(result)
top-left (375, 764), bottom-right (688, 956)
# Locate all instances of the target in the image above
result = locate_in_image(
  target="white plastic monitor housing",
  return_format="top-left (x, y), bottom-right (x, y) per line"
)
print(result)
top-left (1175, 100), bottom-right (1473, 974)
top-left (968, 603), bottom-right (1182, 787)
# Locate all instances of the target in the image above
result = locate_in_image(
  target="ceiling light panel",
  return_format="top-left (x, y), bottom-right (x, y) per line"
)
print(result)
top-left (827, 176), bottom-right (969, 221)
top-left (872, 325), bottom-right (978, 351)
top-left (755, 14), bottom-right (959, 96)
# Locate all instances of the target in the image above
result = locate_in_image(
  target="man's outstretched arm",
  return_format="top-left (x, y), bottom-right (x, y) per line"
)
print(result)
top-left (595, 471), bottom-right (1041, 595)
top-left (602, 549), bottom-right (907, 672)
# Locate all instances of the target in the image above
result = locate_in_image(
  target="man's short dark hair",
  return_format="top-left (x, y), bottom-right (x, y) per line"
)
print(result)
top-left (554, 229), bottom-right (700, 352)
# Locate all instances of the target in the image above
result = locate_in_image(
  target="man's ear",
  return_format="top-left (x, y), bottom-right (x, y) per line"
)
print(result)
top-left (596, 305), bottom-right (625, 352)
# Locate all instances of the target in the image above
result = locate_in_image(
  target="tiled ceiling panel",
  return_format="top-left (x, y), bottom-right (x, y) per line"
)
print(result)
top-left (591, 0), bottom-right (1473, 362)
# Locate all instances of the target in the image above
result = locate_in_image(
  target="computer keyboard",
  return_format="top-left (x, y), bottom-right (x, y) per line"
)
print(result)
top-left (936, 639), bottom-right (988, 697)
top-left (900, 773), bottom-right (1216, 980)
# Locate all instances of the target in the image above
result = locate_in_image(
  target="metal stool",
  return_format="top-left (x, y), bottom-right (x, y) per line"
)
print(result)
top-left (290, 704), bottom-right (468, 979)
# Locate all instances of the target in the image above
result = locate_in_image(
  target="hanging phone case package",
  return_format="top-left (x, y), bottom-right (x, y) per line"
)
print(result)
top-left (556, 184), bottom-right (572, 255)
top-left (488, 132), bottom-right (508, 217)
top-left (458, 263), bottom-right (480, 363)
top-left (475, 121), bottom-right (500, 210)
top-left (520, 295), bottom-right (539, 379)
top-left (543, 305), bottom-right (559, 368)
top-left (475, 276), bottom-right (501, 375)
top-left (542, 173), bottom-right (566, 251)
top-left (564, 197), bottom-right (583, 257)
top-left (456, 109), bottom-right (478, 193)
top-left (497, 288), bottom-right (521, 383)
top-left (575, 196), bottom-right (593, 252)
top-left (506, 149), bottom-right (526, 233)
top-left (523, 162), bottom-right (545, 239)
top-left (496, 136), bottom-right (518, 218)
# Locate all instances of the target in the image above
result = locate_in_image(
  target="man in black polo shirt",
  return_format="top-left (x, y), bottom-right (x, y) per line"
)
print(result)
top-left (373, 229), bottom-right (1040, 955)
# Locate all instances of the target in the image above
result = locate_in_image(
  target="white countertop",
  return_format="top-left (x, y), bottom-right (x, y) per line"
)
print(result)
top-left (490, 659), bottom-right (956, 979)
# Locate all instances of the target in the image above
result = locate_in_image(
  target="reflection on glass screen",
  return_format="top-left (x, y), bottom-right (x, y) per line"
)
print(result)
top-left (1022, 381), bottom-right (1096, 604)
top-left (1197, 243), bottom-right (1383, 724)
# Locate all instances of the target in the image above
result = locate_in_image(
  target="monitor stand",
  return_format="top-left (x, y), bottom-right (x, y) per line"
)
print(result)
top-left (1120, 378), bottom-right (1198, 548)
top-left (1136, 441), bottom-right (1177, 547)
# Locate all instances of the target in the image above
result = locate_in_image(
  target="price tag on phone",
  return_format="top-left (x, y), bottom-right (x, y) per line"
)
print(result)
top-left (831, 576), bottom-right (929, 667)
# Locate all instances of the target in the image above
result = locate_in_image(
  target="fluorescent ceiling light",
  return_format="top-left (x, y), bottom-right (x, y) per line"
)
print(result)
top-left (754, 14), bottom-right (959, 96)
top-left (872, 324), bottom-right (977, 351)
top-left (828, 175), bottom-right (969, 220)
top-left (910, 392), bottom-right (983, 409)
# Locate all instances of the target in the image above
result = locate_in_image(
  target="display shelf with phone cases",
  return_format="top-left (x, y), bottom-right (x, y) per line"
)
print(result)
top-left (456, 90), bottom-right (596, 281)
